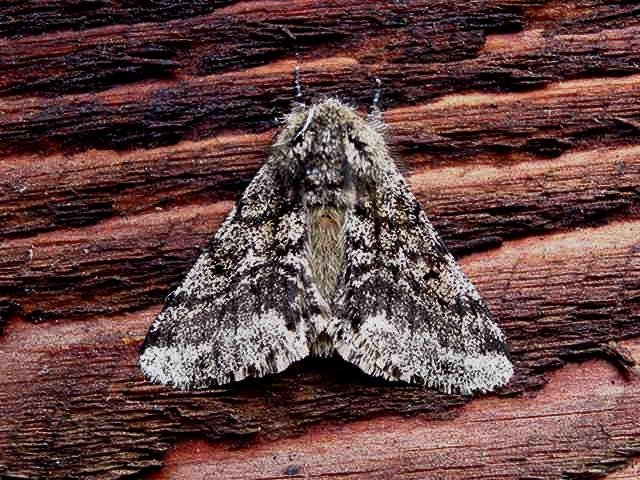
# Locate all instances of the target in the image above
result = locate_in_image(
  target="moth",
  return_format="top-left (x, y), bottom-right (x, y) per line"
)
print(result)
top-left (140, 98), bottom-right (513, 394)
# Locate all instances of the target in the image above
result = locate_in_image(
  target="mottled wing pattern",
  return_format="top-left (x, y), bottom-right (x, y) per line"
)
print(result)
top-left (333, 163), bottom-right (513, 394)
top-left (139, 161), bottom-right (319, 389)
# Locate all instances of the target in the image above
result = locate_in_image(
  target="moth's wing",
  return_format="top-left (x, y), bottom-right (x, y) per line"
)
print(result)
top-left (332, 166), bottom-right (513, 394)
top-left (140, 162), bottom-right (319, 390)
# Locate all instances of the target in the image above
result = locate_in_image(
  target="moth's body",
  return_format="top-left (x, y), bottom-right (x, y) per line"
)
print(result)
top-left (296, 107), bottom-right (362, 356)
top-left (140, 99), bottom-right (513, 393)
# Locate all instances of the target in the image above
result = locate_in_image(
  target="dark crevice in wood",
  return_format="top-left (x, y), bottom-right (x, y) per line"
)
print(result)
top-left (0, 0), bottom-right (239, 38)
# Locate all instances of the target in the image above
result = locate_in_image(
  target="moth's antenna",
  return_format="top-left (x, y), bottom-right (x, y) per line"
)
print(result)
top-left (292, 57), bottom-right (314, 139)
top-left (372, 77), bottom-right (382, 110)
top-left (294, 64), bottom-right (303, 102)
top-left (294, 104), bottom-right (316, 139)
top-left (369, 77), bottom-right (383, 120)
top-left (292, 52), bottom-right (306, 107)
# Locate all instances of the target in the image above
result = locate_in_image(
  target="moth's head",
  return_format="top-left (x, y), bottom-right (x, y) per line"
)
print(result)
top-left (274, 99), bottom-right (390, 195)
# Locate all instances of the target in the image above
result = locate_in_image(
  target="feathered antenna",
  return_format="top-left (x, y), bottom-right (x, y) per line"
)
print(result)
top-left (293, 63), bottom-right (304, 103)
top-left (369, 77), bottom-right (383, 119)
top-left (293, 62), bottom-right (305, 106)
top-left (367, 77), bottom-right (386, 135)
top-left (367, 77), bottom-right (383, 125)
top-left (291, 59), bottom-right (317, 139)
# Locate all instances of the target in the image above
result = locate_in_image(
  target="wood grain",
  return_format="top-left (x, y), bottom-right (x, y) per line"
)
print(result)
top-left (145, 338), bottom-right (640, 480)
top-left (1, 221), bottom-right (639, 479)
top-left (1, 142), bottom-right (639, 322)
top-left (1, 0), bottom-right (640, 478)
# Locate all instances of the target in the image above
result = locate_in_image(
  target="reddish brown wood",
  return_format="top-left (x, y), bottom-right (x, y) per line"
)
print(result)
top-left (145, 338), bottom-right (640, 480)
top-left (0, 0), bottom-right (508, 94)
top-left (1, 222), bottom-right (639, 479)
top-left (2, 140), bottom-right (638, 323)
top-left (1, 1), bottom-right (640, 479)
top-left (2, 55), bottom-right (640, 157)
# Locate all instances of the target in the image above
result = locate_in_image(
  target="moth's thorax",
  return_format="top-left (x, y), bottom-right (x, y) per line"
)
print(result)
top-left (297, 134), bottom-right (356, 211)
top-left (276, 98), bottom-right (387, 210)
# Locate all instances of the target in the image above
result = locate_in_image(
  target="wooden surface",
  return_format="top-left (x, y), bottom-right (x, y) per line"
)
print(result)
top-left (1, 1), bottom-right (639, 479)
top-left (147, 338), bottom-right (640, 480)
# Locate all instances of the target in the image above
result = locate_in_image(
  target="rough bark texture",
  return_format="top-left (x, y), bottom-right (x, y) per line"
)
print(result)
top-left (1, 1), bottom-right (639, 479)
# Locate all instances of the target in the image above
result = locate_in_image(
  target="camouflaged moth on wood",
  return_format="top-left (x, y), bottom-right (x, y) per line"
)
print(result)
top-left (139, 98), bottom-right (513, 394)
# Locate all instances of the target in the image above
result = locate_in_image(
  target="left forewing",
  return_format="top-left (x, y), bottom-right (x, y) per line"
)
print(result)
top-left (139, 162), bottom-right (321, 389)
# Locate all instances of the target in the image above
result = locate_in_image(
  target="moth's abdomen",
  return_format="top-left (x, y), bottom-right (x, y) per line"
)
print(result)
top-left (306, 207), bottom-right (345, 358)
top-left (307, 208), bottom-right (345, 303)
